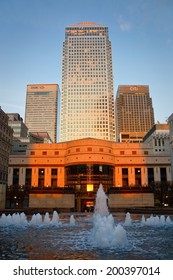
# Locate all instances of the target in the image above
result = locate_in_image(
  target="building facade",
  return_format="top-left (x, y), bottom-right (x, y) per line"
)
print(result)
top-left (168, 113), bottom-right (173, 181)
top-left (7, 113), bottom-right (46, 155)
top-left (0, 107), bottom-right (13, 209)
top-left (25, 84), bottom-right (59, 143)
top-left (7, 113), bottom-right (28, 138)
top-left (115, 85), bottom-right (155, 142)
top-left (143, 124), bottom-right (170, 153)
top-left (8, 138), bottom-right (172, 211)
top-left (10, 132), bottom-right (44, 156)
top-left (60, 22), bottom-right (115, 142)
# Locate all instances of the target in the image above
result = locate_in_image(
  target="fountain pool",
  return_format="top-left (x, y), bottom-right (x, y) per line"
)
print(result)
top-left (0, 211), bottom-right (173, 260)
top-left (0, 185), bottom-right (173, 260)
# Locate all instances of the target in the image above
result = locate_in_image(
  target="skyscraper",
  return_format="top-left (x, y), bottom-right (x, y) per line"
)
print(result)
top-left (25, 84), bottom-right (59, 143)
top-left (115, 85), bottom-right (155, 142)
top-left (60, 22), bottom-right (115, 142)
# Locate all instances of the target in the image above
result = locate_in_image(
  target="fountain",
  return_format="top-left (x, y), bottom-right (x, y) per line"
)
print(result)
top-left (92, 184), bottom-right (128, 248)
top-left (94, 184), bottom-right (109, 217)
top-left (0, 210), bottom-right (62, 227)
top-left (69, 214), bottom-right (76, 226)
top-left (0, 184), bottom-right (173, 259)
top-left (29, 213), bottom-right (42, 225)
top-left (140, 213), bottom-right (173, 227)
top-left (124, 212), bottom-right (132, 226)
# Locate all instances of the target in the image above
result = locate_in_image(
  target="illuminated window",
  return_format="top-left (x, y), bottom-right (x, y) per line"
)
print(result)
top-left (87, 184), bottom-right (93, 192)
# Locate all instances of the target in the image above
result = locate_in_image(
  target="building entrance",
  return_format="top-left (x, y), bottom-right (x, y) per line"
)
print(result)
top-left (81, 199), bottom-right (95, 212)
top-left (65, 164), bottom-right (113, 190)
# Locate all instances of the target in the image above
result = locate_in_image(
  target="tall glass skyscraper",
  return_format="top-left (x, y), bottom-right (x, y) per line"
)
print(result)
top-left (60, 22), bottom-right (115, 142)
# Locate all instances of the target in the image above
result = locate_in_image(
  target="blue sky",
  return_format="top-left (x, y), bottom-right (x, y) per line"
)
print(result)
top-left (0, 0), bottom-right (173, 123)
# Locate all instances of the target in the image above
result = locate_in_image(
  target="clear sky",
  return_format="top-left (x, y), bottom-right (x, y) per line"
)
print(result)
top-left (0, 0), bottom-right (173, 123)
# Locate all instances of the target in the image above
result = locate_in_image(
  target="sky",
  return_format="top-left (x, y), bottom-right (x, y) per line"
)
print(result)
top-left (0, 0), bottom-right (173, 123)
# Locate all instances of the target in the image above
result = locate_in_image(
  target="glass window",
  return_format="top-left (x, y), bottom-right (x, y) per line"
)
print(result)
top-left (51, 169), bottom-right (58, 176)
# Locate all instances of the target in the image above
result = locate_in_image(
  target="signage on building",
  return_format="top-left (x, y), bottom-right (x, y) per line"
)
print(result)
top-left (118, 85), bottom-right (149, 94)
top-left (27, 84), bottom-right (58, 92)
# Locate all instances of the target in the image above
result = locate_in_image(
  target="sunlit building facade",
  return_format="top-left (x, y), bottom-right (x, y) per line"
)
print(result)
top-left (116, 85), bottom-right (155, 142)
top-left (60, 22), bottom-right (115, 142)
top-left (25, 84), bottom-right (59, 143)
top-left (8, 138), bottom-right (172, 211)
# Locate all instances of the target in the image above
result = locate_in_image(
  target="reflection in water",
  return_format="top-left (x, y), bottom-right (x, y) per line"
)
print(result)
top-left (0, 213), bottom-right (173, 260)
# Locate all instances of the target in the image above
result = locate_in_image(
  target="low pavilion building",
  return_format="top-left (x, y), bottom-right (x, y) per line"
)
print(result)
top-left (8, 138), bottom-right (171, 211)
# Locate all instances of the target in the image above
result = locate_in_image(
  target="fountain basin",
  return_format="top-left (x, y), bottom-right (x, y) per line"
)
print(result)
top-left (0, 212), bottom-right (173, 260)
top-left (1, 185), bottom-right (173, 260)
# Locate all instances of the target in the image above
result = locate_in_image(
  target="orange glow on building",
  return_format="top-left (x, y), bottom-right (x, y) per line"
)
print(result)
top-left (7, 137), bottom-right (171, 210)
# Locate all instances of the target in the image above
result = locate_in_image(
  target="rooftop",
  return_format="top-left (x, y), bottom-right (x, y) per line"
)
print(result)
top-left (68, 21), bottom-right (105, 27)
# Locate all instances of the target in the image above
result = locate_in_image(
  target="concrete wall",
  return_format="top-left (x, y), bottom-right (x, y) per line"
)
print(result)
top-left (108, 193), bottom-right (154, 208)
top-left (29, 193), bottom-right (75, 208)
top-left (0, 185), bottom-right (6, 209)
top-left (29, 192), bottom-right (154, 209)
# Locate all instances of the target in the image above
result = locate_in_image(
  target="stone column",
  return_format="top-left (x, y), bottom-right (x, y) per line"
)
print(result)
top-left (166, 166), bottom-right (171, 182)
top-left (113, 166), bottom-right (116, 187)
top-left (32, 168), bottom-right (38, 187)
top-left (45, 168), bottom-right (51, 187)
top-left (141, 167), bottom-right (148, 186)
top-left (115, 167), bottom-right (122, 187)
top-left (154, 167), bottom-right (160, 182)
top-left (19, 168), bottom-right (25, 186)
top-left (129, 167), bottom-right (135, 186)
top-left (58, 167), bottom-right (65, 187)
top-left (8, 167), bottom-right (13, 186)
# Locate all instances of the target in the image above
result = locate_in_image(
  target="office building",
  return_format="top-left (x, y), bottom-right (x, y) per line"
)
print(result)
top-left (0, 107), bottom-right (13, 208)
top-left (7, 113), bottom-right (28, 138)
top-left (115, 85), bottom-right (155, 142)
top-left (7, 113), bottom-right (46, 155)
top-left (143, 123), bottom-right (170, 154)
top-left (25, 84), bottom-right (59, 143)
top-left (60, 22), bottom-right (115, 142)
